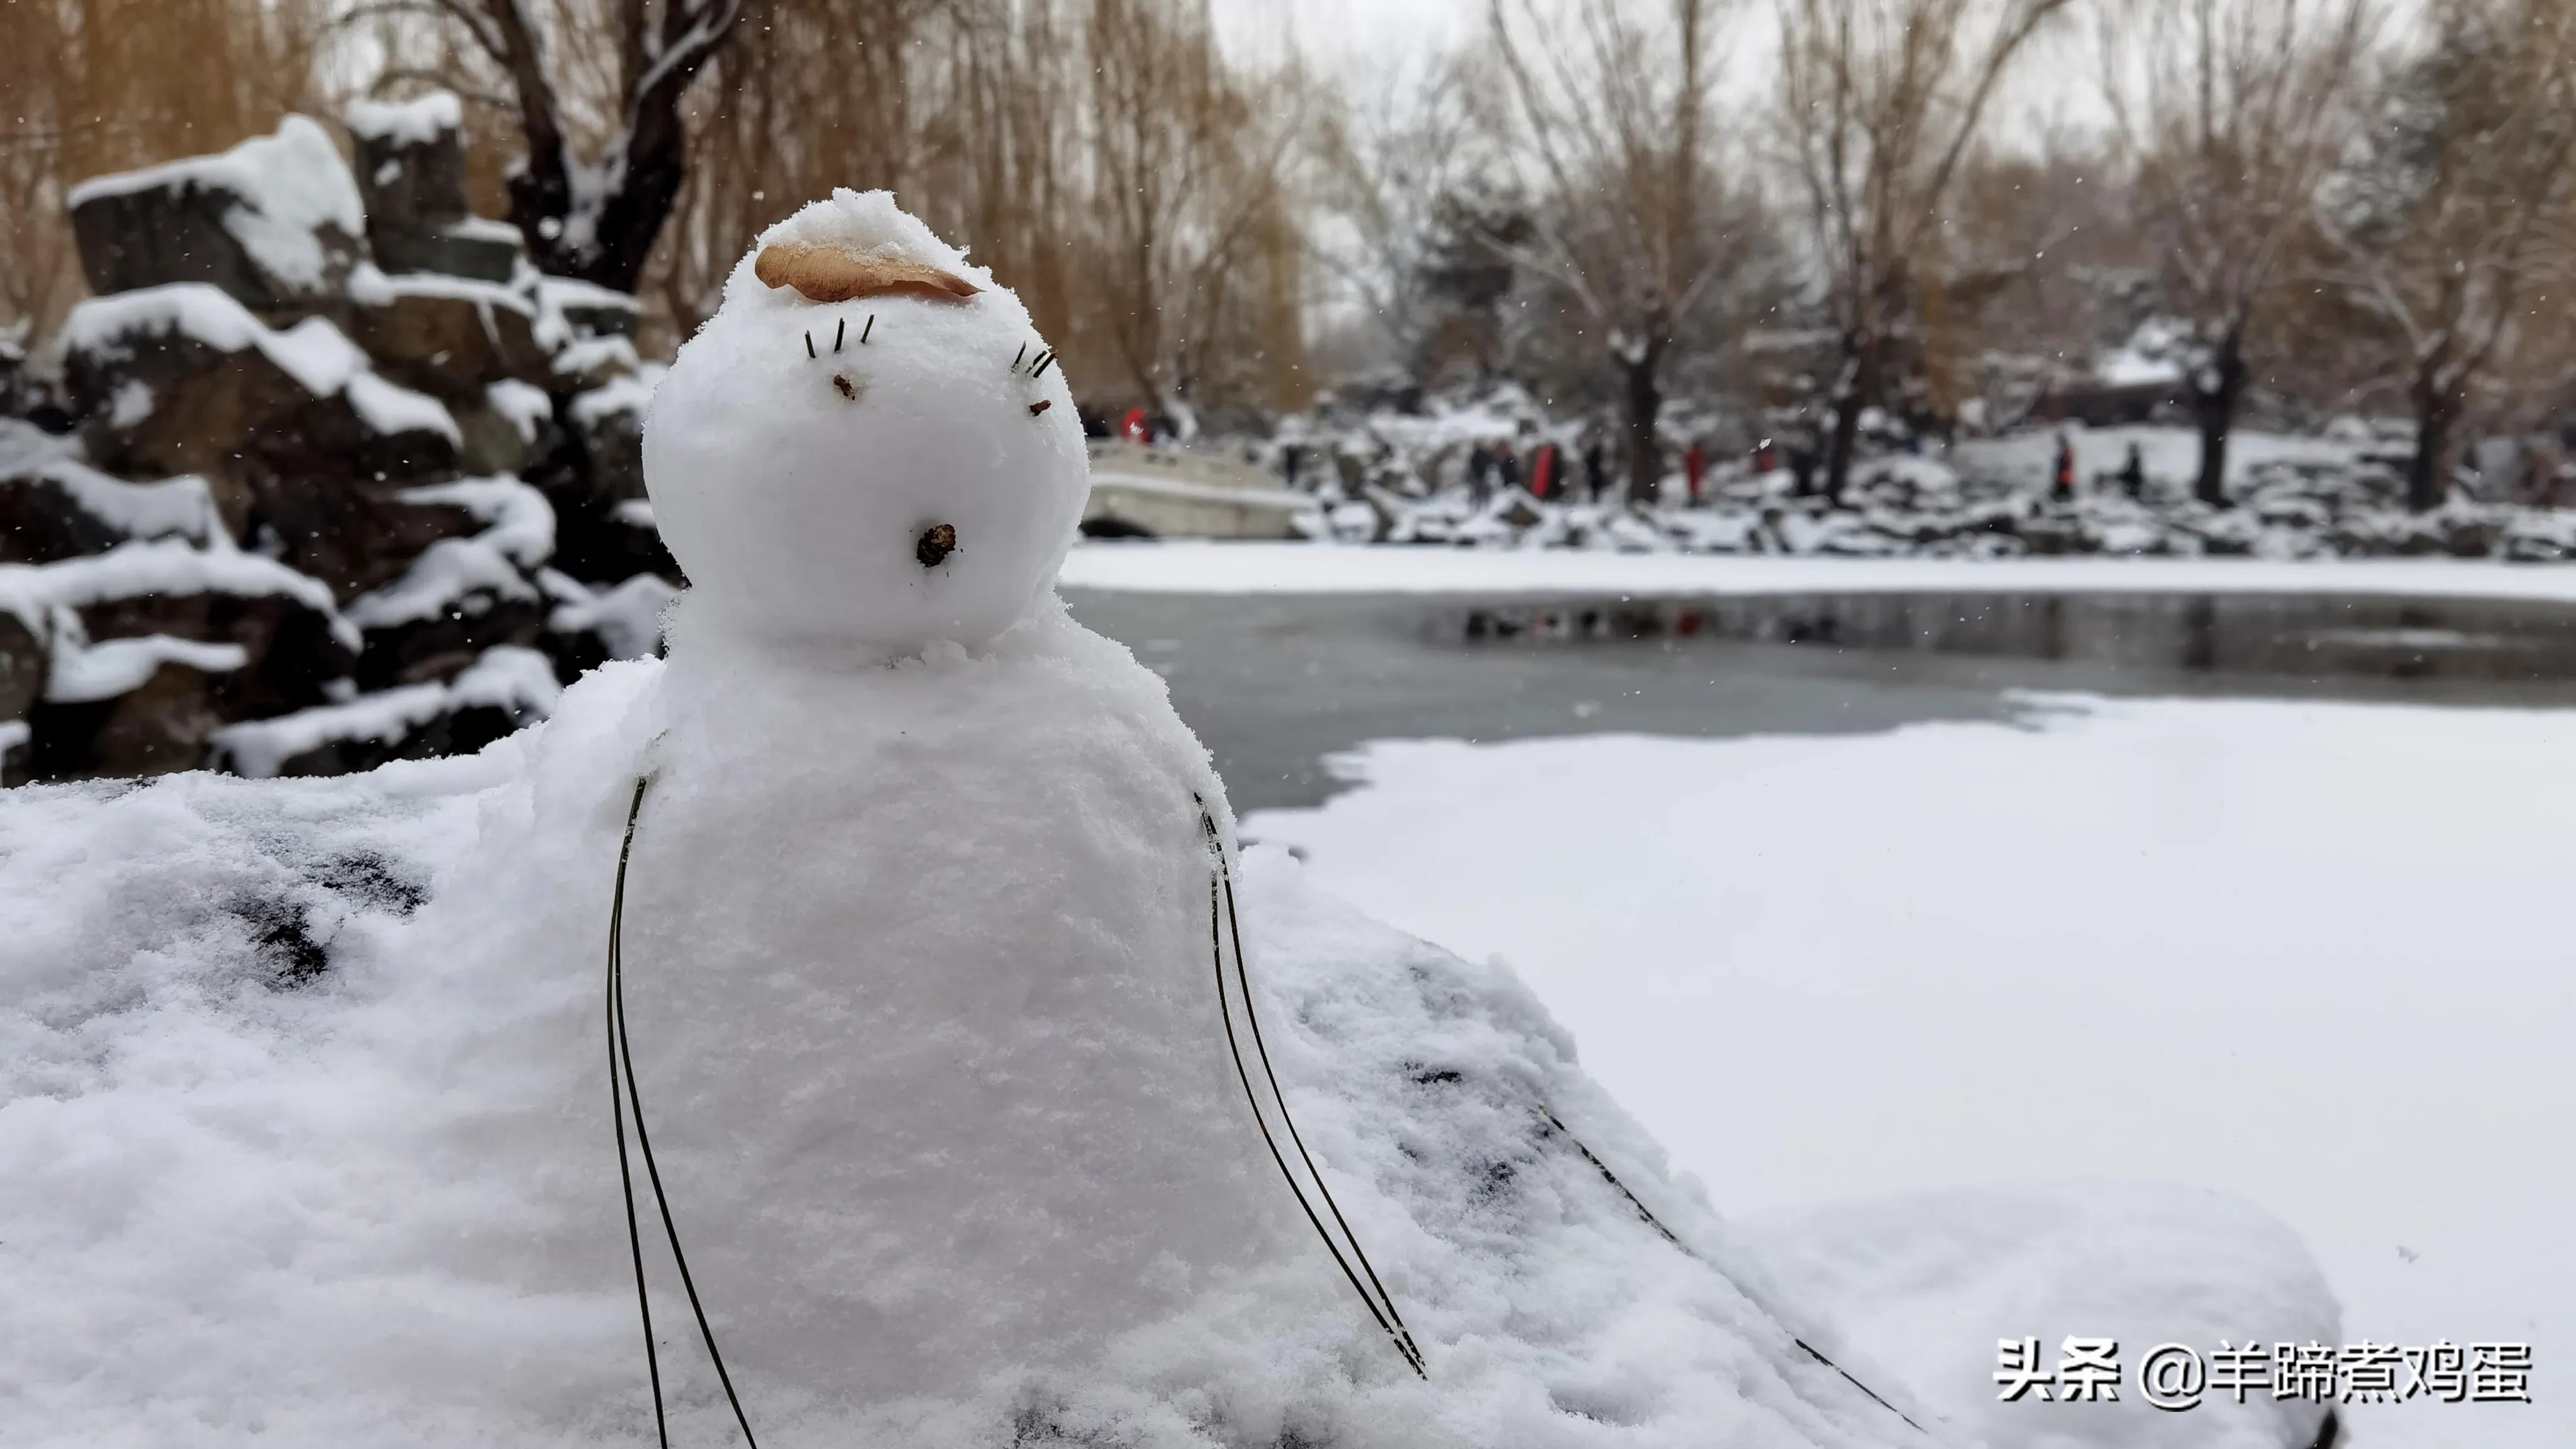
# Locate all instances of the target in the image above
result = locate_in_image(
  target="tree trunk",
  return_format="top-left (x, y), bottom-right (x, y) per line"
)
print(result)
top-left (1623, 348), bottom-right (1663, 507)
top-left (2190, 336), bottom-right (2246, 508)
top-left (1821, 337), bottom-right (1872, 506)
top-left (2408, 388), bottom-right (2456, 513)
top-left (1821, 387), bottom-right (1864, 506)
top-left (494, 0), bottom-right (745, 294)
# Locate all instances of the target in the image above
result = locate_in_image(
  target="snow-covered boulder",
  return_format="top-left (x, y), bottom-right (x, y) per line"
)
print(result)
top-left (62, 284), bottom-right (461, 490)
top-left (346, 92), bottom-right (525, 284)
top-left (208, 642), bottom-right (559, 778)
top-left (68, 115), bottom-right (365, 313)
top-left (533, 275), bottom-right (643, 342)
top-left (0, 424), bottom-right (229, 564)
top-left (338, 477), bottom-right (555, 689)
top-left (0, 542), bottom-right (359, 779)
top-left (344, 265), bottom-right (550, 404)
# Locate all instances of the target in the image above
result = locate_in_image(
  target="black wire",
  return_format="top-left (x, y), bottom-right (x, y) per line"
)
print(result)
top-left (1218, 851), bottom-right (1424, 1370)
top-left (609, 779), bottom-right (669, 1449)
top-left (1206, 867), bottom-right (1424, 1377)
top-left (1197, 803), bottom-right (1424, 1377)
top-left (1533, 1104), bottom-right (1929, 1437)
top-left (611, 775), bottom-right (763, 1447)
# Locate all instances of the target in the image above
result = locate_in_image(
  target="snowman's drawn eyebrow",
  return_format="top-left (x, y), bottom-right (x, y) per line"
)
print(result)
top-left (803, 330), bottom-right (816, 359)
top-left (1031, 350), bottom-right (1057, 379)
top-left (1011, 343), bottom-right (1026, 370)
top-left (862, 314), bottom-right (875, 343)
top-left (833, 318), bottom-right (846, 353)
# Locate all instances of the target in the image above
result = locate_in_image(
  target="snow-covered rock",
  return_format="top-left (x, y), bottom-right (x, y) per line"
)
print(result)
top-left (67, 114), bottom-right (365, 311)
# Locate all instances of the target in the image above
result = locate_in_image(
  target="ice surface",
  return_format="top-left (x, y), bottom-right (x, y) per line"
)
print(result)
top-left (344, 91), bottom-right (462, 147)
top-left (46, 633), bottom-right (249, 703)
top-left (68, 115), bottom-right (362, 293)
top-left (645, 191), bottom-right (1088, 653)
top-left (1060, 539), bottom-right (2576, 603)
top-left (1245, 702), bottom-right (2576, 1449)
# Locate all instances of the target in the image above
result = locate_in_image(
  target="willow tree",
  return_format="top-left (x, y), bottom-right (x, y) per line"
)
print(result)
top-left (2103, 0), bottom-right (2382, 506)
top-left (1485, 0), bottom-right (1753, 505)
top-left (1777, 0), bottom-right (2075, 502)
top-left (2323, 0), bottom-right (2576, 510)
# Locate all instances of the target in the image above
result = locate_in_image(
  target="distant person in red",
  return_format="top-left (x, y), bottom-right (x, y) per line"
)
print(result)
top-left (1121, 406), bottom-right (1150, 443)
top-left (1752, 439), bottom-right (1777, 474)
top-left (1685, 440), bottom-right (1707, 504)
top-left (1531, 441), bottom-right (1558, 499)
top-left (2052, 433), bottom-right (2076, 502)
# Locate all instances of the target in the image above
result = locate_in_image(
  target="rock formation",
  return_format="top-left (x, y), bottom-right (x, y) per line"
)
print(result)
top-left (2, 101), bottom-right (677, 786)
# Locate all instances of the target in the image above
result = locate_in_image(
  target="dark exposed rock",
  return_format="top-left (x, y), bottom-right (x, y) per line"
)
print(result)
top-left (347, 271), bottom-right (549, 402)
top-left (67, 116), bottom-right (366, 314)
top-left (536, 277), bottom-right (642, 341)
top-left (348, 94), bottom-right (470, 240)
top-left (19, 657), bottom-right (235, 780)
top-left (347, 93), bottom-right (526, 285)
top-left (565, 377), bottom-right (650, 505)
top-left (0, 606), bottom-right (41, 724)
top-left (377, 220), bottom-right (525, 285)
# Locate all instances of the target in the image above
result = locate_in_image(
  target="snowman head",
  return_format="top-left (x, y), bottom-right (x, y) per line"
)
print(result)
top-left (643, 190), bottom-right (1087, 654)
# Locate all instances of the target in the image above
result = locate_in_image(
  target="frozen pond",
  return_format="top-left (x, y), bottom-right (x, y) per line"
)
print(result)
top-left (1066, 588), bottom-right (2576, 811)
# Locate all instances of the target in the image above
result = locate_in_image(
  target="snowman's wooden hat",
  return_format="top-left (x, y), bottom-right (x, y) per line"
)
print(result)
top-left (754, 242), bottom-right (980, 304)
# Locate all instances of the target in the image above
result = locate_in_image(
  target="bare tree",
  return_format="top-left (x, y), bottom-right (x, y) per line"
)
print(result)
top-left (2322, 0), bottom-right (2576, 510)
top-left (1485, 0), bottom-right (1765, 505)
top-left (1777, 0), bottom-right (2075, 501)
top-left (1310, 56), bottom-right (1503, 379)
top-left (2102, 0), bottom-right (2380, 506)
top-left (0, 0), bottom-right (331, 339)
top-left (392, 0), bottom-right (750, 290)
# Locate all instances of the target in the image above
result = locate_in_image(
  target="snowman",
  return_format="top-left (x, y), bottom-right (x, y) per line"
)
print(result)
top-left (603, 189), bottom-right (1411, 1431)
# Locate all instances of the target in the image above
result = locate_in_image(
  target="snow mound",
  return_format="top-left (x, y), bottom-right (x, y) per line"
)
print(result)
top-left (1750, 1185), bottom-right (2339, 1449)
top-left (0, 654), bottom-right (1928, 1449)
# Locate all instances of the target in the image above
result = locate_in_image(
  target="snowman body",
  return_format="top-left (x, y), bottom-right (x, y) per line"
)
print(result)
top-left (613, 190), bottom-right (1327, 1409)
top-left (621, 601), bottom-right (1317, 1406)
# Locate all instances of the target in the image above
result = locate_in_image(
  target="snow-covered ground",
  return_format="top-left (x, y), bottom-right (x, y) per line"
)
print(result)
top-left (1062, 538), bottom-right (2576, 602)
top-left (1243, 697), bottom-right (2572, 1449)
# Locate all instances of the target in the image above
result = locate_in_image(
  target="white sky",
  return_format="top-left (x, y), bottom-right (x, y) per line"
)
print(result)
top-left (1209, 0), bottom-right (2113, 142)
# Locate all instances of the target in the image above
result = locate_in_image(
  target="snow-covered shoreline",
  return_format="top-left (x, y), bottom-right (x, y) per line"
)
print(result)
top-left (1063, 539), bottom-right (2576, 603)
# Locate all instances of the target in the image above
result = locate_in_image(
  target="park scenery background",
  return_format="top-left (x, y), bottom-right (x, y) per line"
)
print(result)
top-left (1, 3), bottom-right (2571, 1448)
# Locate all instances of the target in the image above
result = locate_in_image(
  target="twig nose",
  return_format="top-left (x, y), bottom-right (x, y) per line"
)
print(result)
top-left (916, 523), bottom-right (957, 568)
